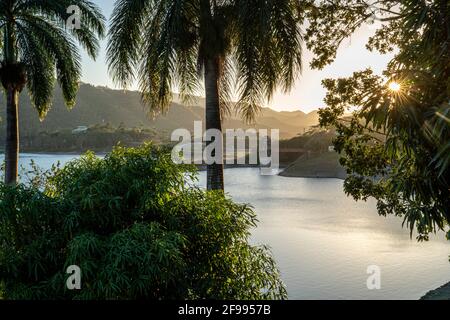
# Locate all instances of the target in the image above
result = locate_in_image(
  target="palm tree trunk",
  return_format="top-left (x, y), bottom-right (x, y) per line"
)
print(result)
top-left (204, 58), bottom-right (224, 191)
top-left (5, 88), bottom-right (19, 185)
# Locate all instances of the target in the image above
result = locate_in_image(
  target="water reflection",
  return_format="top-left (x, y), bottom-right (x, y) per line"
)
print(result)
top-left (198, 168), bottom-right (450, 300)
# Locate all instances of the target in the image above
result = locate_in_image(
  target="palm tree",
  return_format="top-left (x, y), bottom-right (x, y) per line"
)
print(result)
top-left (107, 0), bottom-right (304, 191)
top-left (0, 0), bottom-right (105, 185)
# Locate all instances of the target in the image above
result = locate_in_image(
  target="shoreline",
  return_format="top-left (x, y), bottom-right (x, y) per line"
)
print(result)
top-left (279, 170), bottom-right (346, 180)
top-left (421, 282), bottom-right (450, 300)
top-left (278, 152), bottom-right (347, 180)
top-left (8, 152), bottom-right (347, 179)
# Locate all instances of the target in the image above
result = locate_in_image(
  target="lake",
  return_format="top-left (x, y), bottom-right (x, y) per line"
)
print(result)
top-left (10, 154), bottom-right (450, 300)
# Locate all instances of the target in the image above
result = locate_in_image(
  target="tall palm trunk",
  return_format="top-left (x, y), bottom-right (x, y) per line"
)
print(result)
top-left (204, 58), bottom-right (224, 191)
top-left (2, 22), bottom-right (21, 185)
top-left (5, 87), bottom-right (19, 185)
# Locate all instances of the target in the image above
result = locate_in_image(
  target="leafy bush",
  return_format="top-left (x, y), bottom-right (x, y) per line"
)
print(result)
top-left (0, 144), bottom-right (286, 300)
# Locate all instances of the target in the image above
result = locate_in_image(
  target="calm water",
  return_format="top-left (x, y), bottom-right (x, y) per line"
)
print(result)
top-left (11, 154), bottom-right (450, 300)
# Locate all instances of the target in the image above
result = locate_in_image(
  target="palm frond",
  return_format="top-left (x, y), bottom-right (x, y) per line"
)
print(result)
top-left (0, 0), bottom-right (105, 118)
top-left (15, 0), bottom-right (105, 58)
top-left (233, 0), bottom-right (303, 123)
top-left (16, 24), bottom-right (55, 119)
top-left (108, 0), bottom-right (304, 124)
top-left (107, 0), bottom-right (153, 88)
top-left (16, 15), bottom-right (82, 108)
top-left (137, 0), bottom-right (200, 115)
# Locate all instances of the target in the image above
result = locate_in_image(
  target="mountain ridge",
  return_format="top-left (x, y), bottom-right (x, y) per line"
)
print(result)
top-left (0, 83), bottom-right (320, 140)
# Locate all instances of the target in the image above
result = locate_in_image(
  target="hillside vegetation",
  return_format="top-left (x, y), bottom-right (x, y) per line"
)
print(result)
top-left (0, 84), bottom-right (319, 146)
top-left (279, 130), bottom-right (346, 179)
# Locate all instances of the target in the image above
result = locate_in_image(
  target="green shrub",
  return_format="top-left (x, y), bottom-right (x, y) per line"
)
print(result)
top-left (0, 144), bottom-right (286, 300)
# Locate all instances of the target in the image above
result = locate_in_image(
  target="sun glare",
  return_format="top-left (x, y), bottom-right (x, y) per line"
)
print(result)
top-left (388, 82), bottom-right (401, 92)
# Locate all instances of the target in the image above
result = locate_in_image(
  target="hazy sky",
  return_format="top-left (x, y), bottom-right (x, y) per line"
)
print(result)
top-left (81, 0), bottom-right (394, 113)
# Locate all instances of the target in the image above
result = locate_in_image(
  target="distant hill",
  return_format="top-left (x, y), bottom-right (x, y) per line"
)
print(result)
top-left (279, 130), bottom-right (347, 179)
top-left (0, 83), bottom-right (319, 141)
top-left (280, 152), bottom-right (347, 179)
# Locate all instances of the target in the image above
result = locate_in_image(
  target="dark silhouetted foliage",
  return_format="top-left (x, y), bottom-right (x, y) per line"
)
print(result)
top-left (307, 0), bottom-right (450, 240)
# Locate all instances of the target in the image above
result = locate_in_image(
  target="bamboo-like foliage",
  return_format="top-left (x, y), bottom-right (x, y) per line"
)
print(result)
top-left (0, 145), bottom-right (287, 299)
